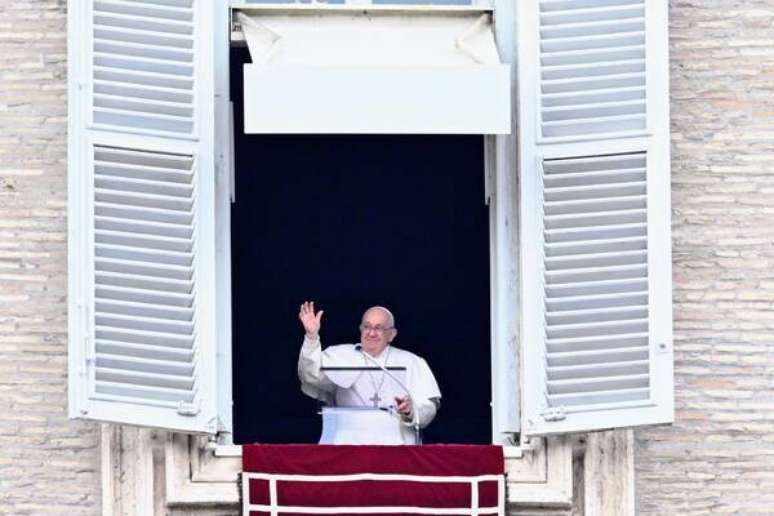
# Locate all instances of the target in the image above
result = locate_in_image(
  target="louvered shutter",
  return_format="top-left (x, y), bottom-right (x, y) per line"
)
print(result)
top-left (518, 0), bottom-right (673, 435)
top-left (68, 0), bottom-right (220, 433)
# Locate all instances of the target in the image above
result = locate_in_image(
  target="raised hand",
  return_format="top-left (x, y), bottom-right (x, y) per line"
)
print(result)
top-left (299, 301), bottom-right (324, 339)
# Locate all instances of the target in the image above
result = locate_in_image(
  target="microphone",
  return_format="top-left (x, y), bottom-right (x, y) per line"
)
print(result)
top-left (355, 344), bottom-right (420, 444)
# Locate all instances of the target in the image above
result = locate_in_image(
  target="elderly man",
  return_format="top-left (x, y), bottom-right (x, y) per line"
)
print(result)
top-left (297, 301), bottom-right (441, 443)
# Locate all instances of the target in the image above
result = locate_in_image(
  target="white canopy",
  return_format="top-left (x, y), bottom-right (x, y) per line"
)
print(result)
top-left (238, 10), bottom-right (511, 134)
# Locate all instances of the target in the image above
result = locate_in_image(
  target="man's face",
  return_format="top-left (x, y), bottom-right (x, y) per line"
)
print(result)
top-left (359, 308), bottom-right (396, 355)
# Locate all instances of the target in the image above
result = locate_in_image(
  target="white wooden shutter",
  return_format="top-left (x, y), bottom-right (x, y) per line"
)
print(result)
top-left (519, 0), bottom-right (673, 435)
top-left (68, 0), bottom-right (219, 433)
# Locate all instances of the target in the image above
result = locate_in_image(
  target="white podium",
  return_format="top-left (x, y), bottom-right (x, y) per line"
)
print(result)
top-left (319, 407), bottom-right (416, 445)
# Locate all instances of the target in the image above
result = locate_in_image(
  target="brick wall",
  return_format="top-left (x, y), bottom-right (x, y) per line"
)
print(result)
top-left (0, 0), bottom-right (101, 514)
top-left (635, 1), bottom-right (774, 514)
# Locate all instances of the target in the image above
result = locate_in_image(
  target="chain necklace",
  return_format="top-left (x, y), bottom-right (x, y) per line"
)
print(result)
top-left (365, 346), bottom-right (391, 408)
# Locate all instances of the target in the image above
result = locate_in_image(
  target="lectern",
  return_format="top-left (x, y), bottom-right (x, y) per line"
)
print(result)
top-left (319, 407), bottom-right (407, 445)
top-left (319, 365), bottom-right (418, 445)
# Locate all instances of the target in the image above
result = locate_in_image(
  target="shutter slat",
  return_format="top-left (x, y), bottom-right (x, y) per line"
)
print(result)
top-left (94, 94), bottom-right (194, 118)
top-left (95, 188), bottom-right (193, 211)
top-left (96, 339), bottom-right (194, 362)
top-left (95, 147), bottom-right (192, 168)
top-left (547, 360), bottom-right (649, 380)
top-left (544, 153), bottom-right (647, 171)
top-left (96, 242), bottom-right (193, 267)
top-left (96, 229), bottom-right (193, 253)
top-left (546, 305), bottom-right (648, 325)
top-left (542, 58), bottom-right (644, 76)
top-left (547, 387), bottom-right (650, 407)
top-left (546, 276), bottom-right (647, 296)
top-left (543, 166), bottom-right (644, 184)
top-left (544, 194), bottom-right (646, 215)
top-left (119, 0), bottom-right (193, 8)
top-left (96, 230), bottom-right (192, 253)
top-left (545, 209), bottom-right (646, 229)
top-left (545, 262), bottom-right (648, 282)
top-left (93, 26), bottom-right (192, 49)
top-left (94, 80), bottom-right (192, 104)
top-left (546, 318), bottom-right (648, 340)
top-left (94, 66), bottom-right (192, 96)
top-left (97, 353), bottom-right (194, 375)
top-left (95, 285), bottom-right (193, 307)
top-left (94, 380), bottom-right (194, 403)
top-left (545, 249), bottom-right (647, 270)
top-left (546, 332), bottom-right (649, 353)
top-left (541, 18), bottom-right (645, 40)
top-left (541, 0), bottom-right (643, 15)
top-left (547, 374), bottom-right (649, 395)
top-left (541, 46), bottom-right (645, 68)
top-left (544, 222), bottom-right (646, 243)
top-left (96, 368), bottom-right (194, 391)
top-left (96, 298), bottom-right (194, 321)
top-left (94, 38), bottom-right (194, 61)
top-left (547, 346), bottom-right (649, 367)
top-left (95, 203), bottom-right (193, 225)
top-left (95, 256), bottom-right (192, 280)
top-left (544, 180), bottom-right (646, 199)
top-left (543, 85), bottom-right (645, 106)
top-left (95, 270), bottom-right (193, 293)
top-left (96, 326), bottom-right (194, 349)
top-left (95, 161), bottom-right (193, 183)
top-left (542, 99), bottom-right (645, 122)
top-left (95, 312), bottom-right (194, 335)
top-left (541, 114), bottom-right (646, 138)
top-left (95, 0), bottom-right (193, 20)
top-left (545, 236), bottom-right (647, 256)
top-left (94, 108), bottom-right (194, 134)
top-left (95, 216), bottom-right (194, 238)
top-left (541, 72), bottom-right (645, 94)
top-left (93, 13), bottom-right (194, 35)
top-left (94, 52), bottom-right (193, 76)
top-left (546, 290), bottom-right (648, 311)
top-left (541, 32), bottom-right (644, 54)
top-left (94, 174), bottom-right (194, 197)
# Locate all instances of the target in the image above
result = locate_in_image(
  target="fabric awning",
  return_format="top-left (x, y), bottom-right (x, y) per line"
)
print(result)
top-left (237, 11), bottom-right (511, 134)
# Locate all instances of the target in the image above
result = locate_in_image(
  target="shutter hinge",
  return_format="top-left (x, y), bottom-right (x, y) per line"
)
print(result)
top-left (177, 401), bottom-right (200, 416)
top-left (541, 406), bottom-right (566, 422)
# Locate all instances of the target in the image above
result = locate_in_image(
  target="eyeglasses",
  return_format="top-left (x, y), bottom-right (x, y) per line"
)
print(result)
top-left (359, 323), bottom-right (394, 334)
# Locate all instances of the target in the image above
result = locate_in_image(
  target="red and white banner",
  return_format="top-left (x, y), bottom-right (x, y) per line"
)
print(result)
top-left (242, 444), bottom-right (505, 516)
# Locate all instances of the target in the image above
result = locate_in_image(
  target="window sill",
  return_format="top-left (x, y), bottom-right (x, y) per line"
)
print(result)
top-left (208, 442), bottom-right (525, 458)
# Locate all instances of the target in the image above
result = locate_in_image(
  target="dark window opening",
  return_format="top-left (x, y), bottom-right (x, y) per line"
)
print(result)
top-left (230, 47), bottom-right (491, 444)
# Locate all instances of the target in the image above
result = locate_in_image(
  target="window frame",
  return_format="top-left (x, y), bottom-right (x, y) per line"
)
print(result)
top-left (216, 0), bottom-right (520, 445)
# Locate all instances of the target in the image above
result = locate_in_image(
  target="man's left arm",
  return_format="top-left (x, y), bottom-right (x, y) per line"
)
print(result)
top-left (398, 357), bottom-right (442, 429)
top-left (400, 396), bottom-right (440, 429)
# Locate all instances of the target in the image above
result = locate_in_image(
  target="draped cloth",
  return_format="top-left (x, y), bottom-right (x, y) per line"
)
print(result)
top-left (242, 444), bottom-right (506, 516)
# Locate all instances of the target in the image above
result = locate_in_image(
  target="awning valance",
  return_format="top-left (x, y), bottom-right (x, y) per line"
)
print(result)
top-left (237, 11), bottom-right (511, 134)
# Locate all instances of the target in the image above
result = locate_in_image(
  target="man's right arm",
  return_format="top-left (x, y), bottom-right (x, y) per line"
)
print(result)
top-left (297, 301), bottom-right (336, 400)
top-left (297, 334), bottom-right (336, 394)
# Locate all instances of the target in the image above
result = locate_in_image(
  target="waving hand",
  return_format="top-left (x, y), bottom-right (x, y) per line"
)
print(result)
top-left (299, 301), bottom-right (324, 339)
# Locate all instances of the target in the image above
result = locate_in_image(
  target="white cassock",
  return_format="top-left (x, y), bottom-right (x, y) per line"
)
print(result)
top-left (298, 336), bottom-right (441, 444)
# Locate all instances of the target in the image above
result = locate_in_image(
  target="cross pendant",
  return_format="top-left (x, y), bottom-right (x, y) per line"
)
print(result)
top-left (369, 392), bottom-right (381, 407)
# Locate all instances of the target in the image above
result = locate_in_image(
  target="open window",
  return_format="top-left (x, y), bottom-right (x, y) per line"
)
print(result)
top-left (67, 0), bottom-right (673, 444)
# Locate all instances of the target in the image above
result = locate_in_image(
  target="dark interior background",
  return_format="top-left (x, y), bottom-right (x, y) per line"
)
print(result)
top-left (231, 47), bottom-right (491, 444)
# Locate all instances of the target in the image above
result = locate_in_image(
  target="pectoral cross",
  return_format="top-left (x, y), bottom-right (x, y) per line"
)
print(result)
top-left (369, 392), bottom-right (381, 407)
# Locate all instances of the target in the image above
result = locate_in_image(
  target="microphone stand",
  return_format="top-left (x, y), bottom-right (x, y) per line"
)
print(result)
top-left (356, 345), bottom-right (421, 445)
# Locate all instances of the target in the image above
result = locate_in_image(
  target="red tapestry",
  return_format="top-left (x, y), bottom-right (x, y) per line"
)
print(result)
top-left (242, 444), bottom-right (505, 516)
